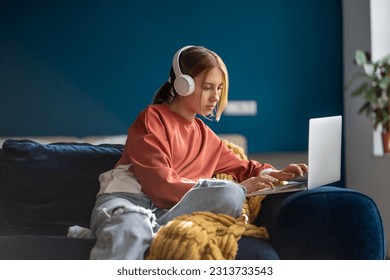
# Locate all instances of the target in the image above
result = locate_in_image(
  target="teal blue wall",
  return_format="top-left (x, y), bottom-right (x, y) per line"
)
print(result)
top-left (0, 0), bottom-right (343, 153)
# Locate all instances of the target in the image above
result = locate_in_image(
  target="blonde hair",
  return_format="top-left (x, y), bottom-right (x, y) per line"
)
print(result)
top-left (153, 46), bottom-right (229, 121)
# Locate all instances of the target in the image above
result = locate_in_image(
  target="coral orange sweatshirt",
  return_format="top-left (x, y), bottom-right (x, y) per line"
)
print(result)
top-left (116, 103), bottom-right (273, 209)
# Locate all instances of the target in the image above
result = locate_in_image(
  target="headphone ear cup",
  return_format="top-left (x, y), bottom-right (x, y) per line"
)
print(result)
top-left (174, 74), bottom-right (195, 96)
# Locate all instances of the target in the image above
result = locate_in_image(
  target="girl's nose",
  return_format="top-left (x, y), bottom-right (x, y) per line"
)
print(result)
top-left (211, 89), bottom-right (220, 101)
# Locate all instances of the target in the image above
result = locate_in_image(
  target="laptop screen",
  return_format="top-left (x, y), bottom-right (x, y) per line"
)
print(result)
top-left (307, 115), bottom-right (342, 189)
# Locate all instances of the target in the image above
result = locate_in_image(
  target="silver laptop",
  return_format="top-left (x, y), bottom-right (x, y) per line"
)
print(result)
top-left (248, 115), bottom-right (342, 195)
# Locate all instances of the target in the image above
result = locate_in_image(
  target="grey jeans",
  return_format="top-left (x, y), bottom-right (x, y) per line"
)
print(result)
top-left (89, 179), bottom-right (246, 260)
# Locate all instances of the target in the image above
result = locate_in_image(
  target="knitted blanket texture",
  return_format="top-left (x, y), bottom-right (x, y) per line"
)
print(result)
top-left (146, 140), bottom-right (269, 260)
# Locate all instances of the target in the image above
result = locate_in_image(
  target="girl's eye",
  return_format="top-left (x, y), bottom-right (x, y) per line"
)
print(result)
top-left (203, 85), bottom-right (223, 91)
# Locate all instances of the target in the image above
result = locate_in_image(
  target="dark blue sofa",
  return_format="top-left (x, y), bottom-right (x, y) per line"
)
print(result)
top-left (0, 139), bottom-right (386, 259)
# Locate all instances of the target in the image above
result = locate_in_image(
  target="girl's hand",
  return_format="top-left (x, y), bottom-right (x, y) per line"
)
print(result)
top-left (240, 174), bottom-right (279, 193)
top-left (269, 163), bottom-right (308, 181)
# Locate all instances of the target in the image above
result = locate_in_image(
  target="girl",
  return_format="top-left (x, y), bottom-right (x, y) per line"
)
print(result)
top-left (89, 45), bottom-right (307, 259)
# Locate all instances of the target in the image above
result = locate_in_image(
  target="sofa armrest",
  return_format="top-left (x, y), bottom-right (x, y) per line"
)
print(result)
top-left (255, 186), bottom-right (386, 260)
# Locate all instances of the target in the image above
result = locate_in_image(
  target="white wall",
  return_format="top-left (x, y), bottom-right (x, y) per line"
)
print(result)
top-left (343, 0), bottom-right (390, 258)
top-left (370, 0), bottom-right (390, 60)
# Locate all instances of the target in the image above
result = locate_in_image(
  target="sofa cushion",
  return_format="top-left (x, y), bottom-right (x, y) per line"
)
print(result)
top-left (0, 139), bottom-right (123, 235)
top-left (0, 235), bottom-right (96, 260)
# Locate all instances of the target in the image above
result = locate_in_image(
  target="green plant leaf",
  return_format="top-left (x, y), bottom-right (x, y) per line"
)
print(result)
top-left (379, 77), bottom-right (390, 90)
top-left (355, 50), bottom-right (367, 66)
top-left (382, 110), bottom-right (389, 121)
top-left (358, 102), bottom-right (370, 115)
top-left (351, 82), bottom-right (369, 97)
top-left (379, 54), bottom-right (390, 64)
top-left (363, 88), bottom-right (378, 104)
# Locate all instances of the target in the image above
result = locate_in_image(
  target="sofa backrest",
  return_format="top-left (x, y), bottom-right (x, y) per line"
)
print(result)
top-left (0, 139), bottom-right (123, 236)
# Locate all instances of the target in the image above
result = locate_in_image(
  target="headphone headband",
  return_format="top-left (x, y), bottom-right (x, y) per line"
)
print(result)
top-left (172, 45), bottom-right (193, 78)
top-left (171, 45), bottom-right (195, 96)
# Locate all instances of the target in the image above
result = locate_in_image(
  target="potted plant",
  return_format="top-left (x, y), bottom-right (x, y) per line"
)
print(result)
top-left (347, 50), bottom-right (390, 153)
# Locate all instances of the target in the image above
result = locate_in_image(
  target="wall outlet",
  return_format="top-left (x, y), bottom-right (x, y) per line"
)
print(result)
top-left (224, 100), bottom-right (257, 116)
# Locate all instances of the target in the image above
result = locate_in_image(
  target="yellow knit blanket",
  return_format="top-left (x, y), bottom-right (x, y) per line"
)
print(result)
top-left (146, 140), bottom-right (268, 260)
top-left (146, 212), bottom-right (268, 260)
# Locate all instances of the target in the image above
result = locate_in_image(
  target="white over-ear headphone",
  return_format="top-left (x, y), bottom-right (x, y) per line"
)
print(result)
top-left (172, 45), bottom-right (195, 96)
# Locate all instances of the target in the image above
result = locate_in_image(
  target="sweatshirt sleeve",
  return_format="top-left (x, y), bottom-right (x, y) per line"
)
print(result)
top-left (122, 109), bottom-right (197, 209)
